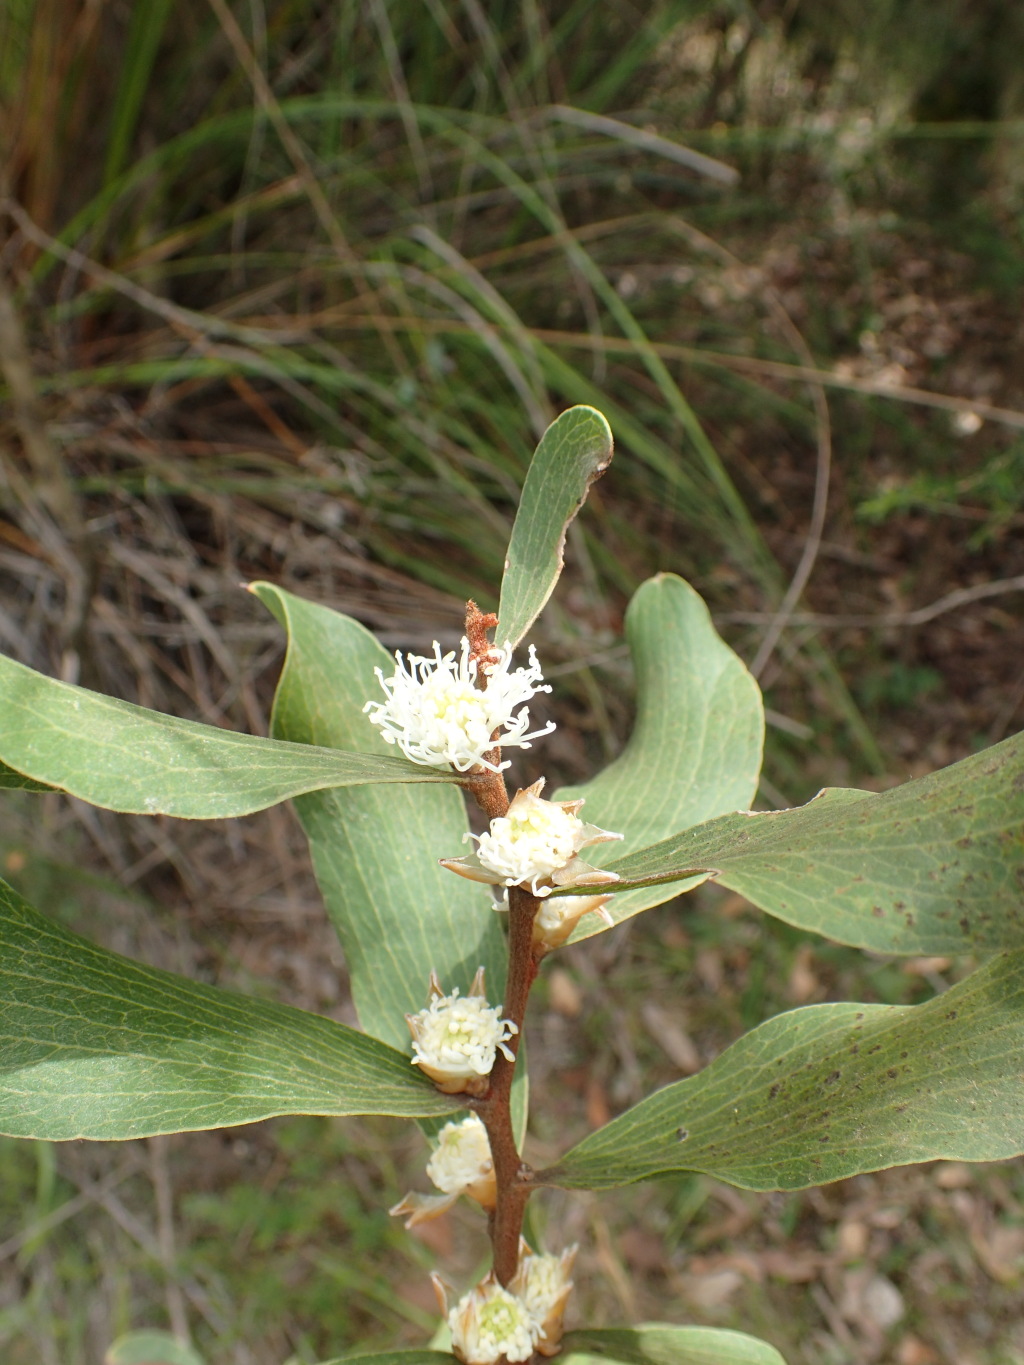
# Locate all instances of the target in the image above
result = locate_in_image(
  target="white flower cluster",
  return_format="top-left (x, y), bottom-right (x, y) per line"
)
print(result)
top-left (390, 1114), bottom-right (496, 1229)
top-left (406, 969), bottom-right (517, 1096)
top-left (426, 1114), bottom-right (494, 1196)
top-left (510, 1246), bottom-right (578, 1358)
top-left (474, 794), bottom-right (583, 895)
top-left (443, 1246), bottom-right (576, 1365)
top-left (449, 1277), bottom-right (538, 1364)
top-left (441, 777), bottom-right (622, 910)
top-left (364, 638), bottom-right (553, 774)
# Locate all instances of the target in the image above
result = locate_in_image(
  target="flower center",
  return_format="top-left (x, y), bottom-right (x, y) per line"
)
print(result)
top-left (445, 1018), bottom-right (476, 1049)
top-left (426, 681), bottom-right (487, 721)
top-left (475, 802), bottom-right (583, 889)
top-left (479, 1301), bottom-right (519, 1341)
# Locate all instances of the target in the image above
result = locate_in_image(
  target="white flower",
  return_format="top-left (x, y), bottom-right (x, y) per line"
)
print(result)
top-left (363, 638), bottom-right (554, 774)
top-left (447, 1274), bottom-right (541, 1365)
top-left (406, 968), bottom-right (518, 1096)
top-left (510, 1244), bottom-right (577, 1357)
top-left (426, 1114), bottom-right (495, 1199)
top-left (476, 793), bottom-right (582, 892)
top-left (390, 1113), bottom-right (496, 1228)
top-left (441, 777), bottom-right (622, 898)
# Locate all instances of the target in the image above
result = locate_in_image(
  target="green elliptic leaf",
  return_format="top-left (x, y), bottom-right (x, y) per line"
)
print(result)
top-left (541, 949), bottom-right (1024, 1193)
top-left (578, 731), bottom-right (1024, 955)
top-left (315, 1355), bottom-right (453, 1365)
top-left (563, 1325), bottom-right (788, 1365)
top-left (555, 574), bottom-right (764, 937)
top-left (105, 1330), bottom-right (206, 1365)
top-left (0, 759), bottom-right (54, 792)
top-left (0, 651), bottom-right (460, 818)
top-left (496, 404), bottom-right (613, 650)
top-left (0, 876), bottom-right (460, 1142)
top-left (251, 583), bottom-right (504, 1050)
top-left (314, 1329), bottom-right (787, 1365)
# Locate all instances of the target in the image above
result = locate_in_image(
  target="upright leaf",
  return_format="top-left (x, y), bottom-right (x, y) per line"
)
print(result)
top-left (251, 584), bottom-right (504, 1050)
top-left (496, 405), bottom-right (613, 649)
top-left (0, 876), bottom-right (459, 1141)
top-left (0, 652), bottom-right (458, 818)
top-left (555, 575), bottom-right (764, 936)
top-left (563, 1325), bottom-right (788, 1365)
top-left (588, 732), bottom-right (1024, 955)
top-left (542, 950), bottom-right (1024, 1192)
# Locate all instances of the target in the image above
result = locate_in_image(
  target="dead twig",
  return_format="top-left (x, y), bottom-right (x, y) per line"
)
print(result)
top-left (149, 1135), bottom-right (190, 1343)
top-left (721, 573), bottom-right (1024, 629)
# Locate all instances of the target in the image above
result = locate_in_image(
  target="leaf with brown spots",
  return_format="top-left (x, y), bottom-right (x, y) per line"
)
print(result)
top-left (564, 732), bottom-right (1024, 955)
top-left (541, 949), bottom-right (1024, 1192)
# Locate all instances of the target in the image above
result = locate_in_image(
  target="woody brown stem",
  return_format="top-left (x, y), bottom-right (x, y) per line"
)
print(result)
top-left (474, 884), bottom-right (541, 1285)
top-left (458, 598), bottom-right (538, 1283)
top-left (462, 767), bottom-right (510, 821)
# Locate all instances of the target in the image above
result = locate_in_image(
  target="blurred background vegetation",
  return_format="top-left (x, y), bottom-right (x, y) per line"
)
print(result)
top-left (1, 1), bottom-right (1023, 1362)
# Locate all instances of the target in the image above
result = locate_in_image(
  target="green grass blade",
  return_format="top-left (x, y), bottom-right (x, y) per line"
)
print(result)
top-left (102, 0), bottom-right (176, 185)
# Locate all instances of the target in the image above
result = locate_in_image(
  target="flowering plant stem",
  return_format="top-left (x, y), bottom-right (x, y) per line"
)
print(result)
top-left (475, 881), bottom-right (541, 1285)
top-left (463, 768), bottom-right (511, 823)
top-left (460, 595), bottom-right (543, 1286)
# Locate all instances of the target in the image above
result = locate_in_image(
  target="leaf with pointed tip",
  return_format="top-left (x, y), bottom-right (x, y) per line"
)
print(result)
top-left (541, 949), bottom-right (1024, 1193)
top-left (555, 574), bottom-right (764, 937)
top-left (562, 1325), bottom-right (788, 1365)
top-left (250, 583), bottom-right (505, 1049)
top-left (0, 876), bottom-right (460, 1141)
top-left (105, 1331), bottom-right (205, 1365)
top-left (496, 405), bottom-right (613, 649)
top-left (574, 732), bottom-right (1024, 955)
top-left (0, 652), bottom-right (460, 818)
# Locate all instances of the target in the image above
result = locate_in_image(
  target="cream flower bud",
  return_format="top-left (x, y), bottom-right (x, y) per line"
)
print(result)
top-left (533, 891), bottom-right (615, 954)
top-left (363, 638), bottom-right (554, 774)
top-left (447, 1273), bottom-right (541, 1365)
top-left (510, 1243), bottom-right (577, 1357)
top-left (441, 778), bottom-right (622, 898)
top-left (389, 1114), bottom-right (496, 1229)
top-left (426, 1114), bottom-right (496, 1206)
top-left (406, 968), bottom-right (517, 1096)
